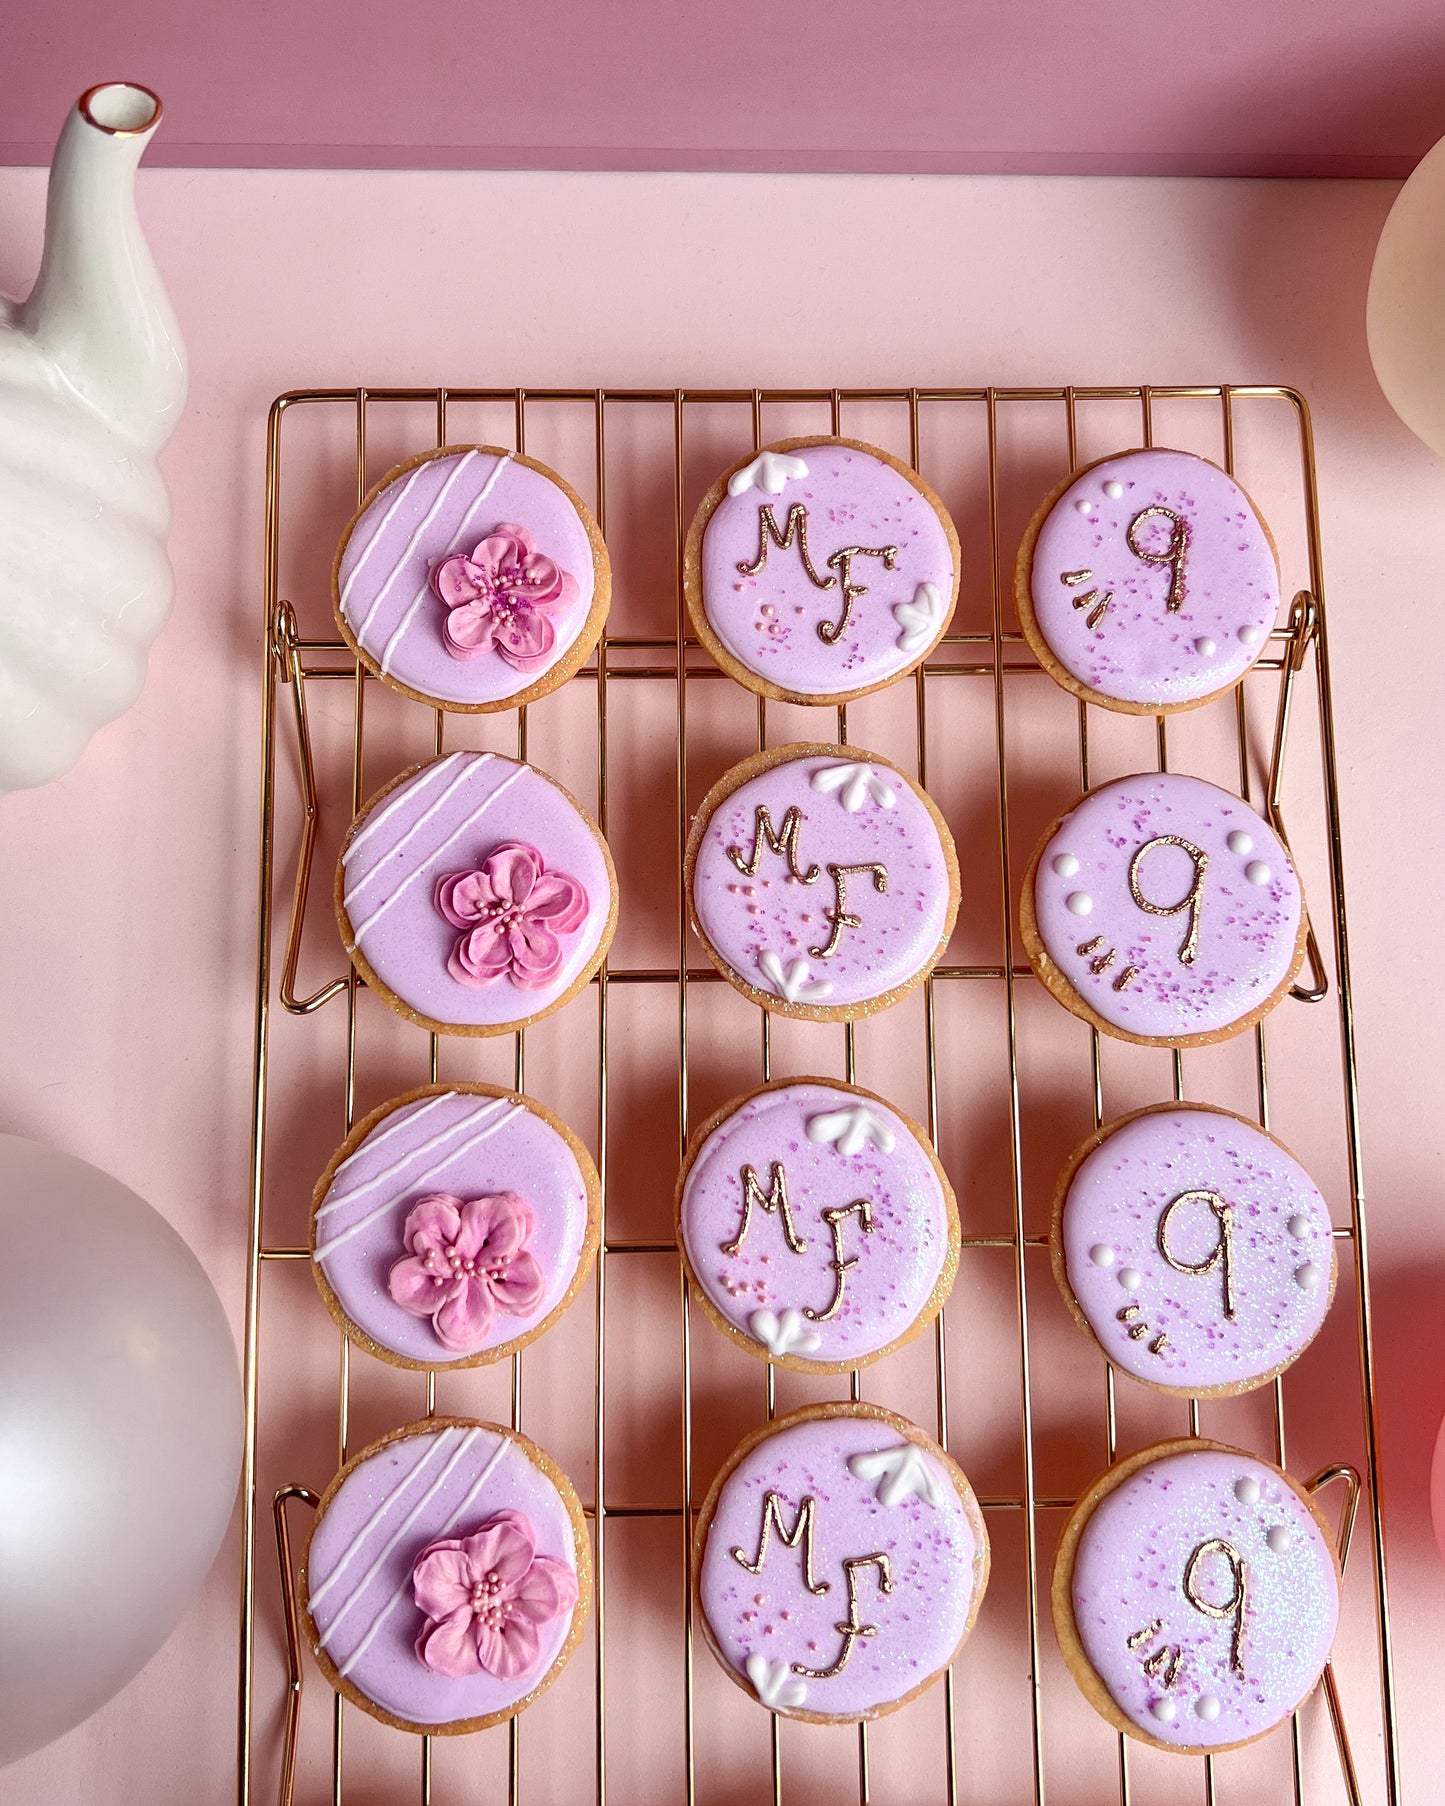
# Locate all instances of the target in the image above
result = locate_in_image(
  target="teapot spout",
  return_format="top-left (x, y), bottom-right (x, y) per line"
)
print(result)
top-left (19, 84), bottom-right (186, 453)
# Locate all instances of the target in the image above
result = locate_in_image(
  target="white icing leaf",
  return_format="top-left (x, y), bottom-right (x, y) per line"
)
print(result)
top-left (893, 580), bottom-right (946, 655)
top-left (745, 1652), bottom-right (808, 1710)
top-left (810, 761), bottom-right (898, 814)
top-left (847, 1444), bottom-right (943, 1508)
top-left (757, 950), bottom-right (834, 1005)
top-left (728, 451), bottom-right (810, 497)
top-left (806, 1105), bottom-right (897, 1157)
top-left (749, 1306), bottom-right (823, 1358)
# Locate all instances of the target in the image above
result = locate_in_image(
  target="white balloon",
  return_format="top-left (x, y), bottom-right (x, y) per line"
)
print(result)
top-left (0, 1135), bottom-right (241, 1766)
top-left (1368, 134), bottom-right (1445, 457)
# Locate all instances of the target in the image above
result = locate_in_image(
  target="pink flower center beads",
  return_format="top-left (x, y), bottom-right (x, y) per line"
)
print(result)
top-left (411, 1509), bottom-right (578, 1680)
top-left (430, 524), bottom-right (578, 671)
top-left (435, 842), bottom-right (588, 990)
top-left (389, 1192), bottom-right (546, 1353)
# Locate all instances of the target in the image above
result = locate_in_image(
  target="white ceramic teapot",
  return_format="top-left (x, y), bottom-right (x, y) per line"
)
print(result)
top-left (0, 83), bottom-right (186, 791)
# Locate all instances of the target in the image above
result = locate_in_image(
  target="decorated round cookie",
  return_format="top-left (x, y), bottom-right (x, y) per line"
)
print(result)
top-left (684, 437), bottom-right (960, 706)
top-left (1053, 1439), bottom-right (1340, 1753)
top-left (694, 1404), bottom-right (988, 1723)
top-left (677, 1079), bottom-right (958, 1372)
top-left (1015, 449), bottom-right (1280, 714)
top-left (1021, 772), bottom-right (1305, 1046)
top-left (311, 1084), bottom-right (601, 1370)
top-left (1051, 1104), bottom-right (1335, 1396)
top-left (334, 445), bottom-right (609, 712)
top-left (686, 743), bottom-right (958, 1021)
top-left (302, 1417), bottom-right (590, 1734)
top-left (336, 750), bottom-right (617, 1036)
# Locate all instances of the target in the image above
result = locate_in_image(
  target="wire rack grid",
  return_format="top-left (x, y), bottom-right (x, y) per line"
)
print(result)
top-left (240, 381), bottom-right (1399, 1806)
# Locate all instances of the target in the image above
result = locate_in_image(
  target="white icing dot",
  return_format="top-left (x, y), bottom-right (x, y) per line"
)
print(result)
top-left (1075, 499), bottom-right (1093, 515)
top-left (1287, 1214), bottom-right (1309, 1239)
top-left (1245, 861), bottom-right (1271, 886)
top-left (1118, 1267), bottom-right (1143, 1292)
top-left (1103, 479), bottom-right (1125, 500)
top-left (1267, 1525), bottom-right (1291, 1553)
top-left (1238, 624), bottom-right (1263, 646)
top-left (1226, 830), bottom-right (1253, 855)
top-left (1195, 1694), bottom-right (1222, 1722)
top-left (1089, 1243), bottom-right (1116, 1268)
top-left (1053, 852), bottom-right (1080, 878)
top-left (1295, 1261), bottom-right (1320, 1291)
top-left (1066, 891), bottom-right (1093, 917)
top-left (1150, 1697), bottom-right (1177, 1722)
top-left (1194, 637), bottom-right (1217, 657)
top-left (1234, 1476), bottom-right (1261, 1506)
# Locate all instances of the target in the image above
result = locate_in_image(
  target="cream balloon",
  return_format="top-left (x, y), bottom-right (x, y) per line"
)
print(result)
top-left (1368, 135), bottom-right (1445, 457)
top-left (0, 1135), bottom-right (241, 1766)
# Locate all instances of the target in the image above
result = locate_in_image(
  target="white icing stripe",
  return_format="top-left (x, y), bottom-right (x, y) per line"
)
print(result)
top-left (348, 762), bottom-right (529, 945)
top-left (337, 1434), bottom-right (512, 1679)
top-left (343, 754), bottom-right (491, 902)
top-left (342, 754), bottom-right (464, 868)
top-left (378, 452), bottom-right (512, 678)
top-left (338, 461), bottom-right (434, 612)
top-left (314, 1105), bottom-right (523, 1258)
top-left (318, 1428), bottom-right (486, 1652)
top-left (307, 1429), bottom-right (454, 1612)
top-left (327, 1092), bottom-right (458, 1182)
top-left (354, 451), bottom-right (479, 643)
top-left (316, 1098), bottom-right (507, 1221)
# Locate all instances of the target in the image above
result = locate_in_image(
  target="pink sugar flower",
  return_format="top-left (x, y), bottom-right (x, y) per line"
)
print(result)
top-left (412, 1509), bottom-right (578, 1680)
top-left (434, 842), bottom-right (587, 990)
top-left (430, 523), bottom-right (577, 670)
top-left (388, 1191), bottom-right (545, 1353)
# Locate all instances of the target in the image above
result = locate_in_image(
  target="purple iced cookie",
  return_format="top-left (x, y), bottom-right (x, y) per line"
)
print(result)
top-left (687, 743), bottom-right (959, 1020)
top-left (311, 1085), bottom-right (601, 1369)
top-left (685, 437), bottom-right (960, 705)
top-left (1023, 772), bottom-right (1304, 1045)
top-left (337, 750), bottom-right (617, 1036)
top-left (1057, 1442), bottom-right (1340, 1752)
top-left (1017, 449), bottom-right (1280, 713)
top-left (695, 1405), bottom-right (988, 1722)
top-left (302, 1417), bottom-right (590, 1733)
top-left (677, 1079), bottom-right (958, 1371)
top-left (334, 446), bottom-right (609, 711)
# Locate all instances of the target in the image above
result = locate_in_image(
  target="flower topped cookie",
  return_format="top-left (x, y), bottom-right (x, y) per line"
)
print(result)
top-left (435, 842), bottom-right (588, 990)
top-left (333, 446), bottom-right (609, 711)
top-left (684, 437), bottom-right (960, 706)
top-left (411, 1510), bottom-right (577, 1681)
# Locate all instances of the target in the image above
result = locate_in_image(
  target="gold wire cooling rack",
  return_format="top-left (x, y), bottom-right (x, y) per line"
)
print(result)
top-left (241, 383), bottom-right (1399, 1806)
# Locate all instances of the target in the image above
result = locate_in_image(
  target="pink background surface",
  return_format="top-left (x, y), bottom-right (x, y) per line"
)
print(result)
top-left (0, 160), bottom-right (1442, 1803)
top-left (3, 5), bottom-right (1445, 174)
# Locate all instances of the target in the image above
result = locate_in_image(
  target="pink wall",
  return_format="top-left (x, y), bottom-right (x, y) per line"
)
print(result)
top-left (3, 0), bottom-right (1445, 174)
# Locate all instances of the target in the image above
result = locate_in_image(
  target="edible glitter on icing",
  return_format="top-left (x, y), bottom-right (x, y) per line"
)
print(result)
top-left (693, 751), bottom-right (952, 1012)
top-left (680, 1082), bottom-right (951, 1365)
top-left (699, 1412), bottom-right (983, 1720)
top-left (699, 443), bottom-right (955, 697)
top-left (1070, 1448), bottom-right (1338, 1749)
top-left (1059, 1107), bottom-right (1333, 1392)
top-left (1032, 772), bottom-right (1302, 1040)
top-left (1029, 450), bottom-right (1279, 709)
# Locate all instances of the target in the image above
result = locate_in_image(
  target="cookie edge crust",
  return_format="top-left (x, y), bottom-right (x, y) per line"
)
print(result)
top-left (690, 1400), bottom-right (990, 1725)
top-left (673, 1075), bottom-right (961, 1375)
top-left (1047, 1101), bottom-right (1338, 1399)
top-left (332, 443), bottom-right (612, 715)
top-left (1018, 777), bottom-right (1308, 1049)
top-left (299, 1414), bottom-right (593, 1736)
top-left (685, 740), bottom-right (961, 1023)
top-left (309, 1081), bottom-right (603, 1372)
top-left (1050, 1435), bottom-right (1343, 1755)
top-left (1013, 447), bottom-right (1282, 717)
top-left (683, 435), bottom-right (961, 707)
top-left (334, 753), bottom-right (619, 1038)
